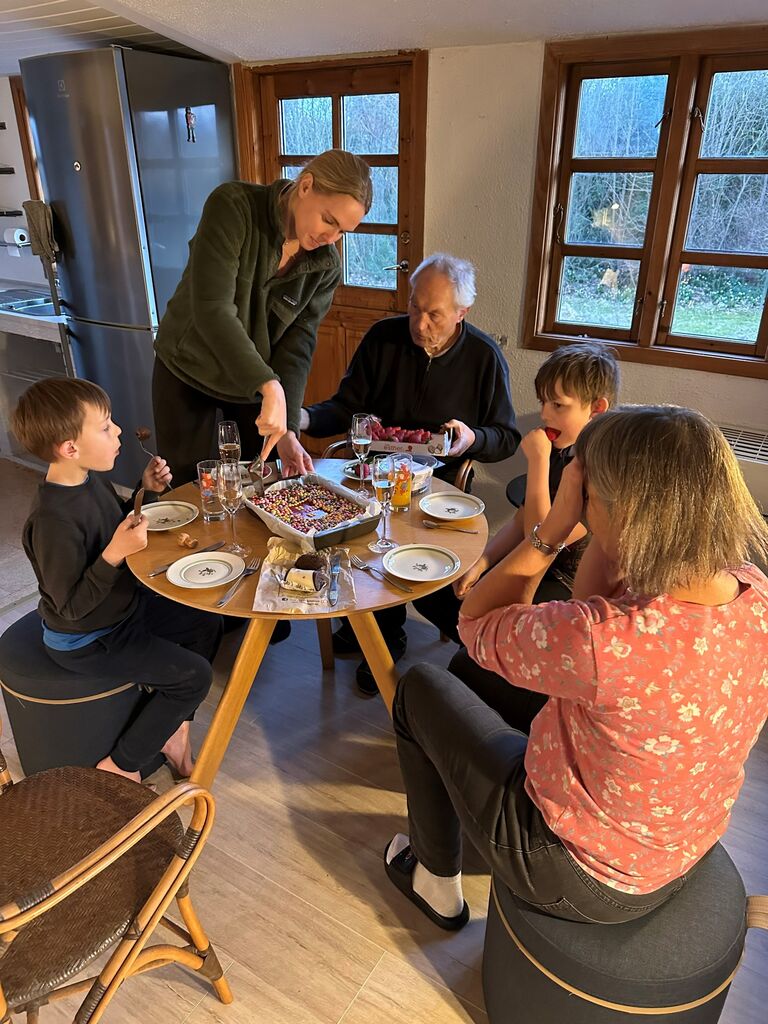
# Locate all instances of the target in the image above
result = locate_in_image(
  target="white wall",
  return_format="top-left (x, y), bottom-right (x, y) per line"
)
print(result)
top-left (423, 43), bottom-right (768, 529)
top-left (0, 77), bottom-right (45, 288)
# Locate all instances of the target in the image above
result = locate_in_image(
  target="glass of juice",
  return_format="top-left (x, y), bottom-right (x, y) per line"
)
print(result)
top-left (391, 454), bottom-right (413, 513)
top-left (197, 460), bottom-right (226, 522)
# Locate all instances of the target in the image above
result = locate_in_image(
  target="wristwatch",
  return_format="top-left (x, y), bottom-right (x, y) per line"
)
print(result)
top-left (529, 522), bottom-right (566, 557)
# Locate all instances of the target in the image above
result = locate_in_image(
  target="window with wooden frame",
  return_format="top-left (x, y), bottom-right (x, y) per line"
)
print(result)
top-left (524, 30), bottom-right (768, 379)
top-left (237, 57), bottom-right (426, 316)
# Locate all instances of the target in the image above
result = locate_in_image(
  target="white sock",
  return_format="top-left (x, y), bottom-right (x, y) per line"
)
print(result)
top-left (387, 833), bottom-right (465, 919)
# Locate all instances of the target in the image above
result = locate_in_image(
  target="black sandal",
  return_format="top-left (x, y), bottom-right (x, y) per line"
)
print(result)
top-left (384, 842), bottom-right (469, 931)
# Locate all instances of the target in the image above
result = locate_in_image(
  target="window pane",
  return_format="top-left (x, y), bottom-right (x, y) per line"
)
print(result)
top-left (279, 97), bottom-right (332, 156)
top-left (574, 75), bottom-right (667, 158)
top-left (342, 93), bottom-right (399, 154)
top-left (566, 172), bottom-right (653, 246)
top-left (686, 174), bottom-right (768, 255)
top-left (365, 166), bottom-right (398, 224)
top-left (701, 70), bottom-right (768, 159)
top-left (281, 165), bottom-right (302, 180)
top-left (670, 265), bottom-right (768, 343)
top-left (557, 256), bottom-right (640, 329)
top-left (344, 233), bottom-right (397, 289)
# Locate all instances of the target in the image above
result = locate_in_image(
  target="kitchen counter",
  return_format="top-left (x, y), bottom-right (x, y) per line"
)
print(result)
top-left (0, 280), bottom-right (65, 342)
top-left (0, 308), bottom-right (65, 341)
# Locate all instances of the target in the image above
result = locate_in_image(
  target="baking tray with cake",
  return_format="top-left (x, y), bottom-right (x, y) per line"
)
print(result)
top-left (244, 473), bottom-right (382, 550)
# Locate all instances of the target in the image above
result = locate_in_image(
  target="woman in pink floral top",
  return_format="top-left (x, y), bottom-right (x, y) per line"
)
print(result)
top-left (384, 406), bottom-right (768, 931)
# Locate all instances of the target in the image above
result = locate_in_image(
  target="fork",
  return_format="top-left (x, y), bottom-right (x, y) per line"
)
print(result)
top-left (215, 556), bottom-right (262, 608)
top-left (422, 519), bottom-right (479, 535)
top-left (350, 554), bottom-right (413, 593)
top-left (135, 433), bottom-right (158, 460)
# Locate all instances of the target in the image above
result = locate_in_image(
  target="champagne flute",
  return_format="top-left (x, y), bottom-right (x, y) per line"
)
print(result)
top-left (216, 460), bottom-right (249, 557)
top-left (218, 420), bottom-right (241, 464)
top-left (369, 454), bottom-right (398, 553)
top-left (351, 413), bottom-right (373, 497)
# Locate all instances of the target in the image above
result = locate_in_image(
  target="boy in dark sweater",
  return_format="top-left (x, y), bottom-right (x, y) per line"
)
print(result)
top-left (13, 378), bottom-right (222, 783)
top-left (439, 342), bottom-right (620, 689)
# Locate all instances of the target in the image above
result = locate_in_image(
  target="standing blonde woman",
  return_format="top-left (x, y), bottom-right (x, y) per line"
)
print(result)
top-left (385, 406), bottom-right (768, 929)
top-left (153, 150), bottom-right (372, 481)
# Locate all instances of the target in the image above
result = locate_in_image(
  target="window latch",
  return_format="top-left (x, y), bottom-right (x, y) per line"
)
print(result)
top-left (654, 109), bottom-right (671, 129)
top-left (553, 203), bottom-right (564, 245)
top-left (692, 106), bottom-right (706, 131)
top-left (382, 260), bottom-right (409, 273)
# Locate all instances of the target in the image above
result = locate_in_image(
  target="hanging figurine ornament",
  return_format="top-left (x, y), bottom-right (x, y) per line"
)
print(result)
top-left (185, 106), bottom-right (196, 143)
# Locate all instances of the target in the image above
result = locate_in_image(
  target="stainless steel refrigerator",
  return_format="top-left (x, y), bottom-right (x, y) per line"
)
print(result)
top-left (21, 47), bottom-right (236, 485)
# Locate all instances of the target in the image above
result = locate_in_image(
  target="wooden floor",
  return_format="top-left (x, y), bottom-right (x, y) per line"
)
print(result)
top-left (1, 457), bottom-right (766, 1023)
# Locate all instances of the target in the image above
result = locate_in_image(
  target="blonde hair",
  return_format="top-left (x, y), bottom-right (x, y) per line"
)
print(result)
top-left (575, 405), bottom-right (768, 595)
top-left (287, 149), bottom-right (372, 213)
top-left (12, 377), bottom-right (111, 462)
top-left (536, 342), bottom-right (620, 407)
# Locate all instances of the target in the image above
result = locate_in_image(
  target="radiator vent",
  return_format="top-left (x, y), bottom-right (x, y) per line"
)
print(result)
top-left (720, 426), bottom-right (768, 466)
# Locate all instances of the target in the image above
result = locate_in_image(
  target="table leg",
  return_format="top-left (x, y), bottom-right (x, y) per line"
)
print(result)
top-left (315, 619), bottom-right (335, 670)
top-left (347, 611), bottom-right (398, 715)
top-left (191, 617), bottom-right (276, 789)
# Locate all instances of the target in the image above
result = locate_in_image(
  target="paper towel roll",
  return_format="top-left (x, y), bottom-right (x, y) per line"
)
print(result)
top-left (3, 227), bottom-right (28, 246)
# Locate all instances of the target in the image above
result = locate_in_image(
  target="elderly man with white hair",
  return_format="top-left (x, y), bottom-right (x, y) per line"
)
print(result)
top-left (296, 252), bottom-right (520, 695)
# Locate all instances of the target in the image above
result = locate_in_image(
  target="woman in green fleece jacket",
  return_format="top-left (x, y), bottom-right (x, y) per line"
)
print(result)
top-left (153, 150), bottom-right (372, 481)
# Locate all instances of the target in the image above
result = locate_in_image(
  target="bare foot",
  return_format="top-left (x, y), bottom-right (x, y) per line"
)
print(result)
top-left (161, 721), bottom-right (194, 778)
top-left (96, 756), bottom-right (141, 784)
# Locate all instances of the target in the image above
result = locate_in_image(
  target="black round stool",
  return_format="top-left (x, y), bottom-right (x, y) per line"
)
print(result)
top-left (483, 844), bottom-right (761, 1023)
top-left (0, 610), bottom-right (160, 777)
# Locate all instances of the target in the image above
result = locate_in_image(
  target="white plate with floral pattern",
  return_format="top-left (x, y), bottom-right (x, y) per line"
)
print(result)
top-left (382, 544), bottom-right (460, 583)
top-left (167, 552), bottom-right (245, 589)
top-left (419, 491), bottom-right (485, 520)
top-left (140, 501), bottom-right (199, 532)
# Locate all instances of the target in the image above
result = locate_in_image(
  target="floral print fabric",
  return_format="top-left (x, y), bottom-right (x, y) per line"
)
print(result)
top-left (458, 564), bottom-right (768, 893)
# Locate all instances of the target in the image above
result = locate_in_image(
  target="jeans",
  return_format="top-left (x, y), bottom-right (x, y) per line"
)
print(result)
top-left (375, 570), bottom-right (572, 647)
top-left (47, 590), bottom-right (222, 773)
top-left (393, 661), bottom-right (688, 924)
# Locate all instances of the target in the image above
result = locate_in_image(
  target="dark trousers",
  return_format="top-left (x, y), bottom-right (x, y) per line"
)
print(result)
top-left (393, 660), bottom-right (688, 923)
top-left (46, 590), bottom-right (222, 773)
top-left (153, 357), bottom-right (264, 485)
top-left (376, 571), bottom-right (572, 646)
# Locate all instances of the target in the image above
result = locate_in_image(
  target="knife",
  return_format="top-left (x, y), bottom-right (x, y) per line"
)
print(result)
top-left (132, 486), bottom-right (145, 527)
top-left (147, 540), bottom-right (225, 578)
top-left (328, 552), bottom-right (342, 606)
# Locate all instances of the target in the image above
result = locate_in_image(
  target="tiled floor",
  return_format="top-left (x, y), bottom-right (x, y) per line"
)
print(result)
top-left (0, 457), bottom-right (766, 1023)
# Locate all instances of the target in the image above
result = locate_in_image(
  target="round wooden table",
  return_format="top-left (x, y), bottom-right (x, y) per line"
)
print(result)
top-left (128, 460), bottom-right (488, 789)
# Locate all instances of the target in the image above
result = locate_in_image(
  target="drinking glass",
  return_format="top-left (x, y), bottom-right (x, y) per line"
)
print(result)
top-left (197, 460), bottom-right (226, 523)
top-left (216, 460), bottom-right (249, 557)
top-left (350, 413), bottom-right (373, 497)
top-left (391, 454), bottom-right (413, 513)
top-left (218, 420), bottom-right (241, 464)
top-left (369, 454), bottom-right (398, 553)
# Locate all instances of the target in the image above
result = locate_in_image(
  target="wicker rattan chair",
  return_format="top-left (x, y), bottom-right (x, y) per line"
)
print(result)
top-left (0, 721), bottom-right (232, 1023)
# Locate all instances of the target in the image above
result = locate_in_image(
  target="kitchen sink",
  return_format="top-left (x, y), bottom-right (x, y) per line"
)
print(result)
top-left (0, 297), bottom-right (58, 317)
